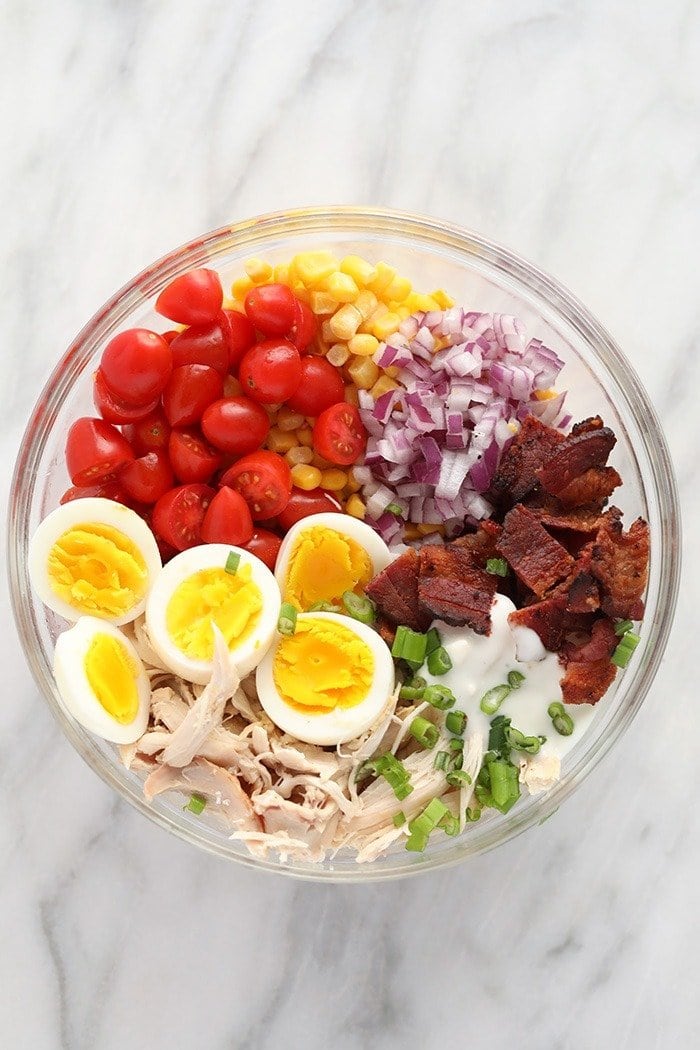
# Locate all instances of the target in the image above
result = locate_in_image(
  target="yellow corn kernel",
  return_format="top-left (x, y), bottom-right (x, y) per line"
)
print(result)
top-left (371, 312), bottom-right (401, 341)
top-left (417, 523), bottom-right (446, 536)
top-left (327, 343), bottom-right (350, 367)
top-left (312, 452), bottom-right (334, 469)
top-left (407, 292), bottom-right (441, 313)
top-left (340, 255), bottom-right (377, 286)
top-left (534, 387), bottom-right (558, 400)
top-left (295, 425), bottom-right (314, 447)
top-left (395, 305), bottom-right (411, 321)
top-left (370, 375), bottom-right (399, 400)
top-left (223, 375), bottom-right (242, 398)
top-left (244, 257), bottom-right (273, 283)
top-left (345, 494), bottom-right (366, 519)
top-left (221, 295), bottom-right (238, 311)
top-left (347, 357), bottom-right (380, 390)
top-left (431, 289), bottom-right (455, 309)
top-left (292, 251), bottom-right (339, 287)
top-left (290, 464), bottom-right (323, 490)
top-left (231, 276), bottom-right (254, 300)
top-left (346, 469), bottom-right (363, 493)
top-left (321, 319), bottom-right (336, 343)
top-left (291, 280), bottom-right (310, 303)
top-left (286, 445), bottom-right (314, 466)
top-left (310, 290), bottom-right (339, 315)
top-left (368, 262), bottom-right (396, 296)
top-left (344, 384), bottom-right (360, 406)
top-left (403, 523), bottom-right (422, 541)
top-left (273, 263), bottom-right (290, 285)
top-left (383, 365), bottom-right (400, 379)
top-left (323, 271), bottom-right (359, 303)
top-left (266, 428), bottom-right (298, 454)
top-left (382, 275), bottom-right (412, 303)
top-left (277, 407), bottom-right (306, 432)
top-left (319, 469), bottom-right (347, 491)
top-left (354, 289), bottom-right (379, 321)
top-left (329, 304), bottom-right (362, 341)
top-left (348, 334), bottom-right (379, 357)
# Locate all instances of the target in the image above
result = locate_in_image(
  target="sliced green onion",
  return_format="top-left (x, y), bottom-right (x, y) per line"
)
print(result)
top-left (399, 675), bottom-right (426, 702)
top-left (488, 714), bottom-right (511, 757)
top-left (438, 812), bottom-right (460, 836)
top-left (433, 750), bottom-right (450, 771)
top-left (184, 793), bottom-right (206, 815)
top-left (386, 502), bottom-right (404, 517)
top-left (474, 784), bottom-right (492, 807)
top-left (425, 627), bottom-right (441, 655)
top-left (427, 645), bottom-right (453, 676)
top-left (446, 770), bottom-right (472, 788)
top-left (225, 550), bottom-right (240, 574)
top-left (445, 709), bottom-right (467, 736)
top-left (392, 811), bottom-right (406, 828)
top-left (449, 749), bottom-right (464, 771)
top-left (356, 752), bottom-right (413, 800)
top-left (308, 599), bottom-right (341, 612)
top-left (548, 701), bottom-right (574, 736)
top-left (277, 602), bottom-right (298, 635)
top-left (409, 715), bottom-right (439, 749)
top-left (480, 684), bottom-right (511, 715)
top-left (506, 726), bottom-right (544, 755)
top-left (611, 631), bottom-right (641, 668)
top-left (405, 830), bottom-right (429, 852)
top-left (465, 806), bottom-right (481, 822)
top-left (507, 670), bottom-right (525, 690)
top-left (488, 760), bottom-right (520, 813)
top-left (486, 557), bottom-right (509, 577)
top-left (614, 618), bottom-right (634, 637)
top-left (391, 625), bottom-right (428, 669)
top-left (448, 737), bottom-right (464, 752)
top-left (341, 590), bottom-right (376, 624)
top-left (423, 684), bottom-right (456, 710)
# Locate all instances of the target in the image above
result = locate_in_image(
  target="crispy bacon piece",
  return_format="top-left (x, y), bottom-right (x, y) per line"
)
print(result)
top-left (417, 544), bottom-right (497, 634)
top-left (556, 466), bottom-right (621, 507)
top-left (376, 617), bottom-right (396, 648)
top-left (365, 548), bottom-right (432, 633)
top-left (490, 415), bottom-right (564, 505)
top-left (526, 496), bottom-right (605, 534)
top-left (558, 618), bottom-right (619, 704)
top-left (562, 617), bottom-right (619, 663)
top-left (496, 505), bottom-right (574, 597)
top-left (536, 426), bottom-right (617, 498)
top-left (548, 541), bottom-right (600, 613)
top-left (508, 597), bottom-right (580, 651)
top-left (451, 519), bottom-right (502, 567)
top-left (590, 515), bottom-right (650, 619)
top-left (570, 415), bottom-right (604, 435)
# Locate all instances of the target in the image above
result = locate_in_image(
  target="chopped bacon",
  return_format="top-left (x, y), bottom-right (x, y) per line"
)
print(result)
top-left (417, 544), bottom-right (497, 634)
top-left (376, 617), bottom-right (396, 648)
top-left (536, 426), bottom-right (616, 498)
top-left (556, 466), bottom-right (621, 507)
top-left (570, 415), bottom-right (604, 435)
top-left (525, 496), bottom-right (605, 534)
top-left (365, 548), bottom-right (432, 633)
top-left (560, 658), bottom-right (617, 705)
top-left (591, 515), bottom-right (650, 619)
top-left (562, 617), bottom-right (619, 663)
top-left (451, 519), bottom-right (502, 567)
top-left (508, 597), bottom-right (580, 651)
top-left (490, 415), bottom-right (564, 505)
top-left (496, 505), bottom-right (574, 597)
top-left (548, 541), bottom-right (600, 613)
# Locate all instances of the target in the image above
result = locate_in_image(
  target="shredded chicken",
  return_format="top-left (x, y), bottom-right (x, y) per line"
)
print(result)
top-left (518, 754), bottom-right (561, 794)
top-left (144, 757), bottom-right (260, 832)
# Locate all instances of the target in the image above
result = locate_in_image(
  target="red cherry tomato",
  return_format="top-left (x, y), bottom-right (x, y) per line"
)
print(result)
top-left (200, 486), bottom-right (254, 546)
top-left (168, 429), bottom-right (223, 483)
top-left (289, 299), bottom-right (317, 352)
top-left (286, 357), bottom-right (345, 416)
top-left (222, 309), bottom-right (256, 369)
top-left (162, 364), bottom-right (223, 428)
top-left (239, 339), bottom-right (302, 404)
top-left (161, 330), bottom-right (180, 345)
top-left (276, 488), bottom-right (343, 532)
top-left (243, 528), bottom-right (282, 570)
top-left (200, 396), bottom-right (270, 455)
top-left (221, 450), bottom-right (292, 520)
top-left (119, 450), bottom-right (174, 504)
top-left (313, 403), bottom-right (367, 466)
top-left (65, 417), bottom-right (135, 486)
top-left (60, 480), bottom-right (131, 506)
top-left (244, 283), bottom-right (297, 336)
top-left (152, 483), bottom-right (215, 551)
top-left (169, 315), bottom-right (231, 375)
top-left (122, 407), bottom-right (170, 454)
top-left (155, 269), bottom-right (223, 327)
top-left (93, 369), bottom-right (160, 424)
top-left (100, 329), bottom-right (172, 406)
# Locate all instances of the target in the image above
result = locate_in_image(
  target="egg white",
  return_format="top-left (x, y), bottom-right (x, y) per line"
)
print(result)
top-left (256, 611), bottom-right (395, 746)
top-left (28, 497), bottom-right (162, 626)
top-left (274, 512), bottom-right (392, 605)
top-left (145, 543), bottom-right (281, 684)
top-left (53, 616), bottom-right (151, 743)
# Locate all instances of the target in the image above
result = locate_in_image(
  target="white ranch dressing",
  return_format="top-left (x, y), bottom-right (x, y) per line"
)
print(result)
top-left (423, 594), bottom-right (595, 764)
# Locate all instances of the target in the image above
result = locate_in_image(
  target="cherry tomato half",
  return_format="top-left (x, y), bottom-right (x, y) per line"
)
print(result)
top-left (286, 357), bottom-right (345, 416)
top-left (221, 450), bottom-right (292, 520)
top-left (168, 429), bottom-right (223, 483)
top-left (119, 450), bottom-right (174, 504)
top-left (60, 479), bottom-right (131, 506)
top-left (201, 396), bottom-right (270, 455)
top-left (170, 314), bottom-right (232, 376)
top-left (93, 369), bottom-right (160, 424)
top-left (239, 339), bottom-right (302, 404)
top-left (66, 417), bottom-right (135, 486)
top-left (162, 364), bottom-right (223, 428)
top-left (244, 283), bottom-right (297, 336)
top-left (122, 407), bottom-right (171, 454)
top-left (289, 299), bottom-right (317, 352)
top-left (312, 402), bottom-right (367, 466)
top-left (200, 486), bottom-right (254, 546)
top-left (276, 488), bottom-right (343, 532)
top-left (152, 483), bottom-right (215, 551)
top-left (223, 309), bottom-right (256, 369)
top-left (100, 329), bottom-right (172, 406)
top-left (242, 528), bottom-right (282, 570)
top-left (155, 269), bottom-right (223, 327)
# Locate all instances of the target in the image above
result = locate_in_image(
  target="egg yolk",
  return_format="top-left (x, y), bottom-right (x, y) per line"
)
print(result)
top-left (166, 564), bottom-right (262, 661)
top-left (284, 526), bottom-right (372, 610)
top-left (272, 617), bottom-right (374, 713)
top-left (84, 633), bottom-right (139, 724)
top-left (47, 523), bottom-right (147, 618)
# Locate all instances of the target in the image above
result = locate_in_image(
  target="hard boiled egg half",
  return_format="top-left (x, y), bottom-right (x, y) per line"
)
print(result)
top-left (275, 512), bottom-right (392, 611)
top-left (29, 498), bottom-right (161, 626)
top-left (256, 612), bottom-right (395, 745)
top-left (145, 544), bottom-right (281, 684)
top-left (54, 616), bottom-right (150, 743)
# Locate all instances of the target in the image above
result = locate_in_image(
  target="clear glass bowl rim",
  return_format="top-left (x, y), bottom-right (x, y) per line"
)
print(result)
top-left (7, 206), bottom-right (681, 881)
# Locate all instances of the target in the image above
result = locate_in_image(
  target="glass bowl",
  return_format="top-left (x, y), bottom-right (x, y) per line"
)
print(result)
top-left (7, 207), bottom-right (681, 881)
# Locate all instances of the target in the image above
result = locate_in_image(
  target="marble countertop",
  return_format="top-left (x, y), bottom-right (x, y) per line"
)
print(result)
top-left (1, 2), bottom-right (697, 1047)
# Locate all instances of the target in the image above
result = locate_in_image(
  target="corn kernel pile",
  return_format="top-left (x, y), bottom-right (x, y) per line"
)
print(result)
top-left (225, 251), bottom-right (452, 520)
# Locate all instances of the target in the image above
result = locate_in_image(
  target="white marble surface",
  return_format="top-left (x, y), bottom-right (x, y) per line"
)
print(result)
top-left (1, 1), bottom-right (697, 1047)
